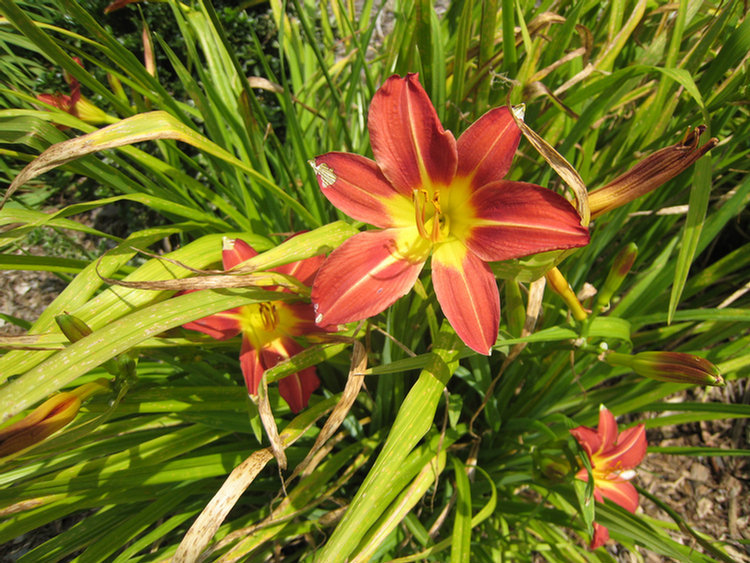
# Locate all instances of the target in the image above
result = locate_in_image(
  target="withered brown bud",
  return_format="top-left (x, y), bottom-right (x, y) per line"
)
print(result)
top-left (588, 127), bottom-right (718, 219)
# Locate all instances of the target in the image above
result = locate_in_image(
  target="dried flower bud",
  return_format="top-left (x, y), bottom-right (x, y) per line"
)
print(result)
top-left (606, 351), bottom-right (723, 386)
top-left (593, 243), bottom-right (638, 313)
top-left (0, 379), bottom-right (110, 457)
top-left (588, 127), bottom-right (718, 219)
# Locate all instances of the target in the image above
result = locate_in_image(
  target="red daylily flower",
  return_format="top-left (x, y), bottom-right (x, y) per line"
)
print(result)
top-left (309, 74), bottom-right (589, 354)
top-left (590, 522), bottom-right (610, 550)
top-left (36, 57), bottom-right (110, 125)
top-left (37, 60), bottom-right (82, 118)
top-left (182, 238), bottom-right (328, 413)
top-left (570, 405), bottom-right (647, 548)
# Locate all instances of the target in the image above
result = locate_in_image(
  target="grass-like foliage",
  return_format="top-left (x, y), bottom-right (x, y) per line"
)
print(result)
top-left (1, 0), bottom-right (748, 562)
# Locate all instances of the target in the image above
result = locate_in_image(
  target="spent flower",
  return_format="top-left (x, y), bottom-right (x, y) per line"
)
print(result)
top-left (181, 238), bottom-right (331, 412)
top-left (309, 74), bottom-right (589, 354)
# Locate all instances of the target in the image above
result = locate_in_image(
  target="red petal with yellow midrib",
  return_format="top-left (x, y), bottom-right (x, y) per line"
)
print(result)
top-left (595, 478), bottom-right (639, 513)
top-left (597, 406), bottom-right (619, 451)
top-left (368, 74), bottom-right (457, 195)
top-left (466, 181), bottom-right (589, 262)
top-left (311, 229), bottom-right (427, 325)
top-left (312, 153), bottom-right (403, 228)
top-left (456, 107), bottom-right (521, 191)
top-left (432, 243), bottom-right (499, 355)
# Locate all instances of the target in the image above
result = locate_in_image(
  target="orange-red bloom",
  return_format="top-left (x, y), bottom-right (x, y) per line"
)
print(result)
top-left (570, 405), bottom-right (647, 548)
top-left (37, 61), bottom-right (82, 118)
top-left (182, 238), bottom-right (328, 413)
top-left (0, 379), bottom-right (109, 458)
top-left (36, 58), bottom-right (109, 125)
top-left (309, 74), bottom-right (589, 354)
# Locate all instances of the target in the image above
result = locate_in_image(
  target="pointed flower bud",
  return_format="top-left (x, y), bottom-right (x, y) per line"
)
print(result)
top-left (606, 351), bottom-right (724, 386)
top-left (588, 126), bottom-right (718, 219)
top-left (539, 456), bottom-right (571, 482)
top-left (545, 266), bottom-right (588, 321)
top-left (593, 243), bottom-right (638, 313)
top-left (56, 314), bottom-right (121, 375)
top-left (0, 379), bottom-right (110, 457)
top-left (55, 313), bottom-right (93, 342)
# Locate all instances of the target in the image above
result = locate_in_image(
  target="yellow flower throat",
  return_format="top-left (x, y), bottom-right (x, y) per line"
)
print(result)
top-left (238, 302), bottom-right (281, 348)
top-left (413, 188), bottom-right (449, 243)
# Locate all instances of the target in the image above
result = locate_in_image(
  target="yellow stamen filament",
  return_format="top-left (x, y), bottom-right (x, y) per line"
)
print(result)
top-left (413, 189), bottom-right (430, 239)
top-left (431, 192), bottom-right (443, 242)
top-left (413, 188), bottom-right (447, 243)
top-left (259, 303), bottom-right (279, 331)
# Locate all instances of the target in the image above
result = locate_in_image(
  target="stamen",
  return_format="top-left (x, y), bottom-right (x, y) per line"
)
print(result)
top-left (431, 192), bottom-right (442, 242)
top-left (259, 303), bottom-right (279, 331)
top-left (413, 189), bottom-right (430, 239)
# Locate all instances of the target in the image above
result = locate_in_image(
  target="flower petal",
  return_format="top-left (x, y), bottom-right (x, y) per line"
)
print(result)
top-left (311, 228), bottom-right (429, 326)
top-left (570, 425), bottom-right (602, 457)
top-left (279, 365), bottom-right (320, 413)
top-left (223, 238), bottom-right (258, 269)
top-left (597, 406), bottom-right (619, 451)
top-left (462, 181), bottom-right (590, 262)
top-left (589, 523), bottom-right (610, 550)
top-left (456, 107), bottom-right (521, 190)
top-left (281, 302), bottom-right (330, 336)
top-left (275, 254), bottom-right (325, 287)
top-left (239, 336), bottom-right (263, 395)
top-left (183, 310), bottom-right (241, 340)
top-left (271, 337), bottom-right (320, 413)
top-left (369, 74), bottom-right (457, 195)
top-left (432, 242), bottom-right (499, 355)
top-left (602, 423), bottom-right (647, 469)
top-left (310, 153), bottom-right (413, 228)
top-left (596, 477), bottom-right (639, 513)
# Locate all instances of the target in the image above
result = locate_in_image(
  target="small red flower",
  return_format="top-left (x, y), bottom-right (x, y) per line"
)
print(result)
top-left (309, 74), bottom-right (589, 354)
top-left (36, 57), bottom-right (109, 126)
top-left (570, 405), bottom-right (647, 548)
top-left (182, 238), bottom-right (329, 413)
top-left (37, 60), bottom-right (82, 118)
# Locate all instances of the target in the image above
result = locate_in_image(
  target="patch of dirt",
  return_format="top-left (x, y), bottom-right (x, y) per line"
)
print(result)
top-left (637, 381), bottom-right (750, 562)
top-left (0, 255), bottom-right (66, 336)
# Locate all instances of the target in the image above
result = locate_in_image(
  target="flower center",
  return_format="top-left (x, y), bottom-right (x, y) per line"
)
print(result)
top-left (413, 188), bottom-right (449, 243)
top-left (238, 302), bottom-right (281, 348)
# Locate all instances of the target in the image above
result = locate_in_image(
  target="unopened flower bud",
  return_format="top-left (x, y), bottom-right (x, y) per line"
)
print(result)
top-left (545, 267), bottom-right (588, 321)
top-left (594, 243), bottom-right (638, 313)
top-left (0, 379), bottom-right (110, 457)
top-left (606, 351), bottom-right (723, 386)
top-left (55, 313), bottom-right (93, 343)
top-left (540, 457), bottom-right (571, 482)
top-left (588, 127), bottom-right (718, 219)
top-left (55, 314), bottom-right (122, 374)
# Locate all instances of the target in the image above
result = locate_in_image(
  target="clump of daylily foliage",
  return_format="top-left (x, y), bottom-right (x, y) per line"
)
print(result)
top-left (1, 1), bottom-right (747, 562)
